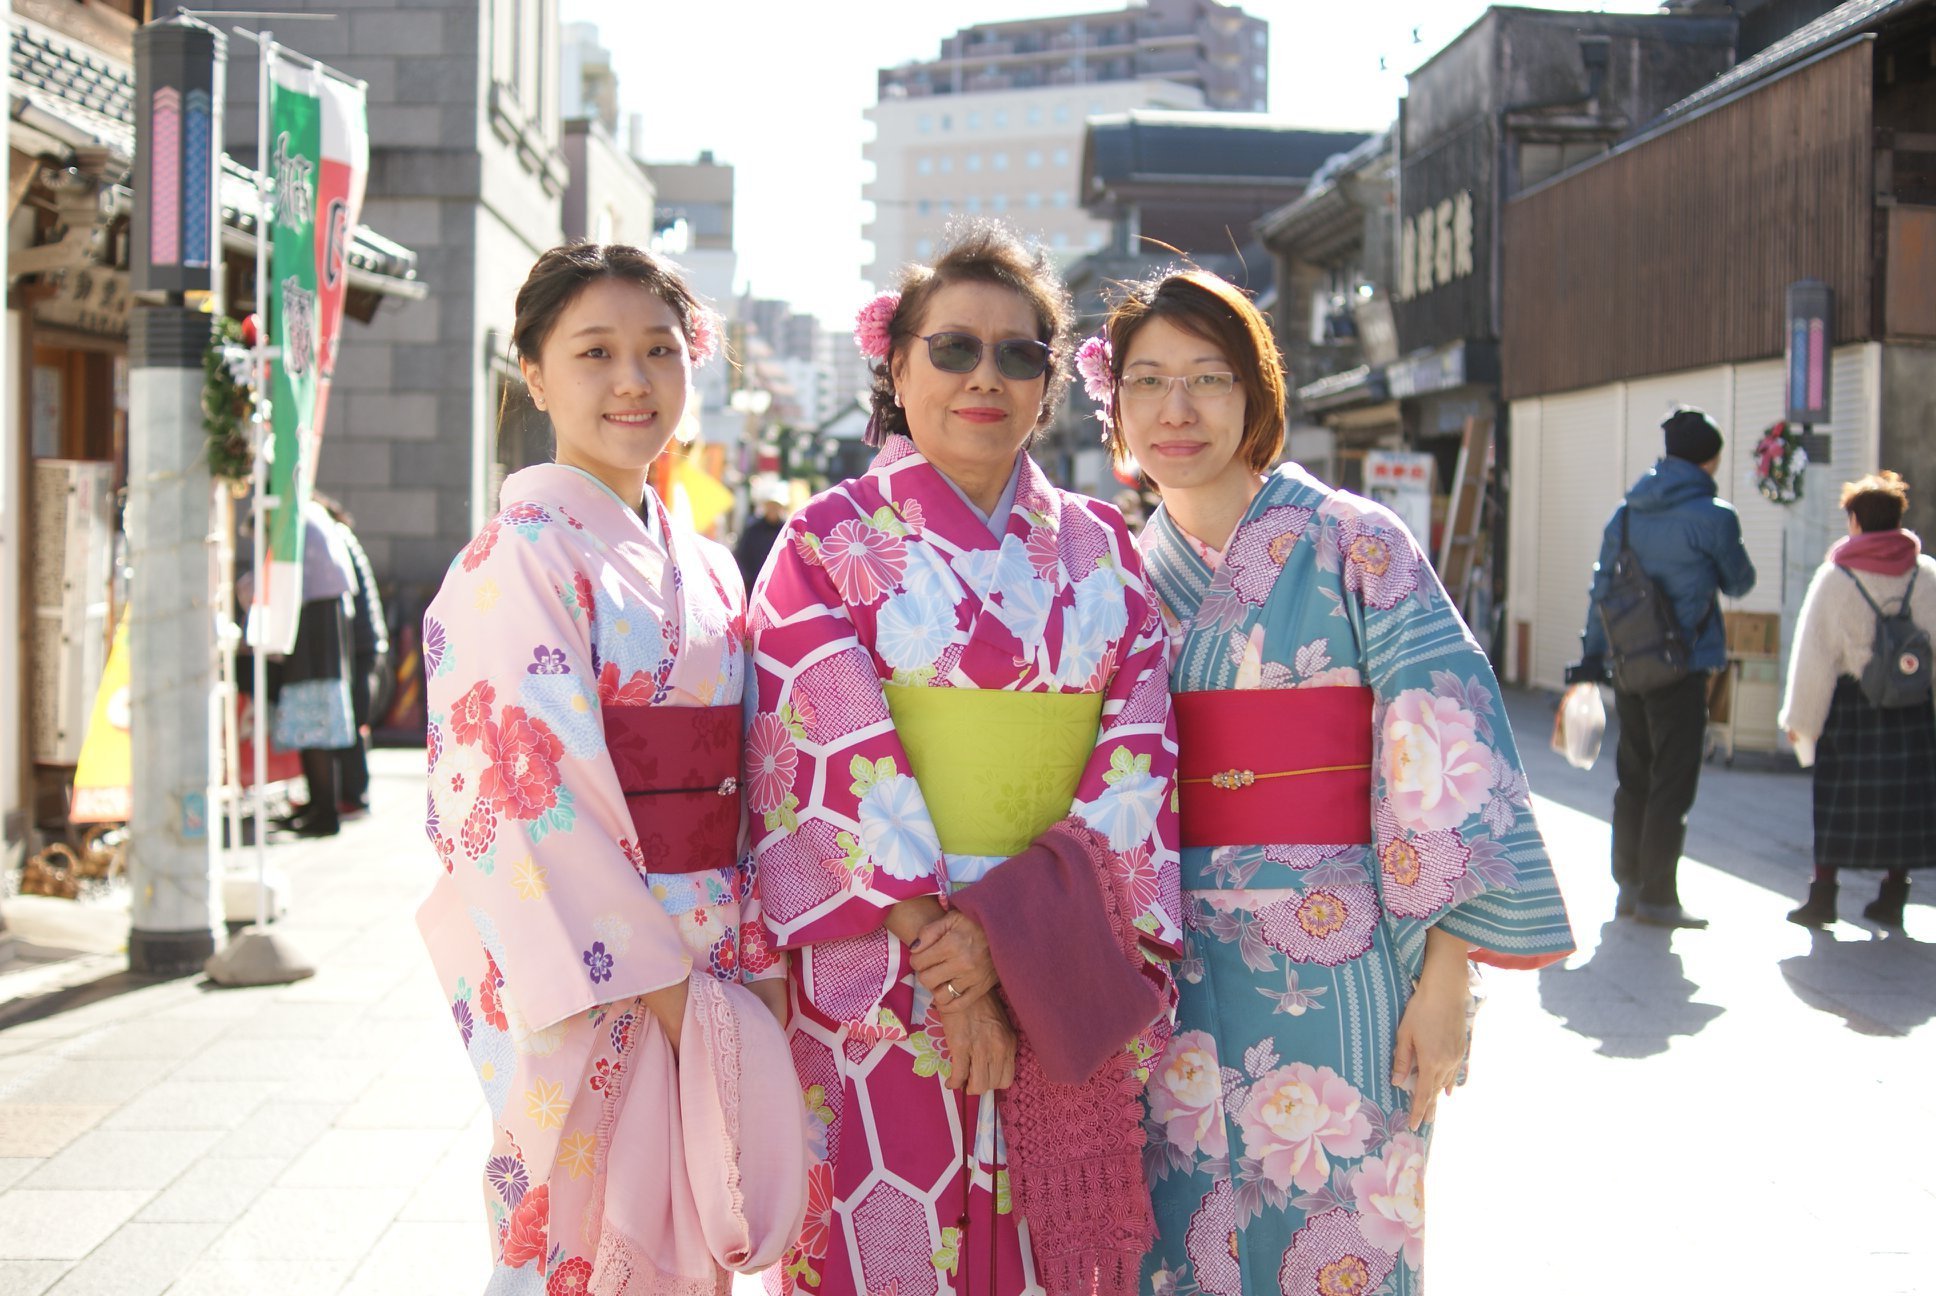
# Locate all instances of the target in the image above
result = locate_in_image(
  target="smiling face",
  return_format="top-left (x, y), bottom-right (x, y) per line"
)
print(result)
top-left (890, 280), bottom-right (1047, 507)
top-left (518, 277), bottom-right (691, 503)
top-left (1116, 315), bottom-right (1252, 497)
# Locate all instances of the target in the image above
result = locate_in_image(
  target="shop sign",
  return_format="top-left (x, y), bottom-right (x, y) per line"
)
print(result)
top-left (1395, 190), bottom-right (1476, 303)
top-left (1366, 450), bottom-right (1435, 549)
top-left (35, 268), bottom-right (130, 337)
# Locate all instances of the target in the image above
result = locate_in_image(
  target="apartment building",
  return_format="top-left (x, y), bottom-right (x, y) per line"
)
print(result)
top-left (865, 0), bottom-right (1267, 283)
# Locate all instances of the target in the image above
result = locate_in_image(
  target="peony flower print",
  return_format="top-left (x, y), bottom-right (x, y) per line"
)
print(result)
top-left (1334, 511), bottom-right (1421, 610)
top-left (1255, 883), bottom-right (1379, 966)
top-left (858, 772), bottom-right (941, 882)
top-left (1372, 803), bottom-right (1472, 920)
top-left (745, 712), bottom-right (801, 815)
top-left (449, 681), bottom-right (496, 746)
top-left (1223, 505), bottom-right (1313, 605)
top-left (1380, 688), bottom-right (1496, 833)
top-left (1149, 1030), bottom-right (1229, 1158)
top-left (821, 519), bottom-right (907, 606)
top-left (1183, 1179), bottom-right (1242, 1296)
top-left (479, 707), bottom-right (564, 822)
top-left (1351, 1131), bottom-right (1427, 1267)
top-left (498, 1182), bottom-right (549, 1268)
top-left (1237, 1062), bottom-right (1373, 1193)
top-left (1277, 1207), bottom-right (1396, 1296)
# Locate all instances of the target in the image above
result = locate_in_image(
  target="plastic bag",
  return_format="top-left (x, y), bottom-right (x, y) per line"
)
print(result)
top-left (1551, 682), bottom-right (1606, 770)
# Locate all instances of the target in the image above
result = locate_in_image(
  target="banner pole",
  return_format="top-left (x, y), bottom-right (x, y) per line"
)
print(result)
top-left (251, 30), bottom-right (274, 928)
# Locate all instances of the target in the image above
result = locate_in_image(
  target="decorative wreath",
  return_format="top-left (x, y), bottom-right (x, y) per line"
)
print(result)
top-left (1753, 420), bottom-right (1807, 505)
top-left (203, 313), bottom-right (259, 491)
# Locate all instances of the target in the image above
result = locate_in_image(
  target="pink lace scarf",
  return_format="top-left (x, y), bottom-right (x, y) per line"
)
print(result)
top-left (991, 822), bottom-right (1170, 1296)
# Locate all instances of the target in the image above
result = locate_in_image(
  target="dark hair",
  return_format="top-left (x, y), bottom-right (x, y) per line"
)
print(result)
top-left (1101, 268), bottom-right (1286, 473)
top-left (1841, 470), bottom-right (1910, 533)
top-left (866, 220), bottom-right (1074, 446)
top-left (512, 242), bottom-right (713, 365)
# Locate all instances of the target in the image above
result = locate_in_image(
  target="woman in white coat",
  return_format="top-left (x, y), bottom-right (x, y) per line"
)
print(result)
top-left (1780, 471), bottom-right (1936, 928)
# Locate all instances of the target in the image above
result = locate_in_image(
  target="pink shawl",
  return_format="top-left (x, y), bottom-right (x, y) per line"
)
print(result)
top-left (589, 975), bottom-right (808, 1295)
top-left (951, 819), bottom-right (1169, 1296)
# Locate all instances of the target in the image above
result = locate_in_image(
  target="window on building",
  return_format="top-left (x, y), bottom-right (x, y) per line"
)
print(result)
top-left (994, 109), bottom-right (1009, 127)
top-left (967, 154), bottom-right (982, 172)
top-left (916, 237), bottom-right (934, 257)
top-left (1052, 232), bottom-right (1069, 249)
top-left (993, 152), bottom-right (1009, 171)
top-left (992, 194), bottom-right (1009, 212)
top-left (1027, 105), bottom-right (1043, 125)
top-left (1053, 147), bottom-right (1070, 166)
top-left (966, 195), bottom-right (983, 213)
top-left (1087, 229), bottom-right (1106, 250)
top-left (1026, 191), bottom-right (1042, 209)
top-left (919, 114), bottom-right (932, 133)
top-left (917, 156), bottom-right (933, 175)
top-left (1052, 191), bottom-right (1069, 207)
top-left (1026, 149), bottom-right (1043, 168)
top-left (939, 156), bottom-right (954, 173)
top-left (940, 114), bottom-right (953, 131)
top-left (1088, 101), bottom-right (1104, 115)
top-left (967, 111), bottom-right (981, 129)
top-left (1054, 103), bottom-right (1071, 123)
top-left (917, 198), bottom-right (932, 216)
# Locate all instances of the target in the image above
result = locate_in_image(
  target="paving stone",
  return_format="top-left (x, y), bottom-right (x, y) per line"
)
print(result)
top-left (42, 1220), bottom-right (223, 1296)
top-left (0, 1262), bottom-right (71, 1296)
top-left (0, 1107), bottom-right (114, 1158)
top-left (222, 1004), bottom-right (364, 1043)
top-left (275, 1128), bottom-right (455, 1190)
top-left (0, 1160), bottom-right (40, 1192)
top-left (338, 1221), bottom-right (488, 1295)
top-left (4, 1063), bottom-right (169, 1108)
top-left (61, 1020), bottom-right (227, 1064)
top-left (99, 1082), bottom-right (280, 1133)
top-left (135, 1158), bottom-right (286, 1225)
top-left (159, 1257), bottom-right (354, 1296)
top-left (335, 1074), bottom-right (478, 1132)
top-left (207, 1103), bottom-right (340, 1160)
top-left (19, 1130), bottom-right (220, 1191)
top-left (202, 1185), bottom-right (408, 1261)
top-left (0, 1191), bottom-right (153, 1260)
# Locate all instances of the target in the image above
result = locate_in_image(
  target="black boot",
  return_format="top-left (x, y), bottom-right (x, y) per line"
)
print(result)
top-left (1786, 880), bottom-right (1838, 928)
top-left (1862, 875), bottom-right (1910, 927)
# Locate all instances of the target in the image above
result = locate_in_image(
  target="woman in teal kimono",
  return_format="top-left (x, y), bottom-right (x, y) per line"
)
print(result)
top-left (1078, 270), bottom-right (1575, 1296)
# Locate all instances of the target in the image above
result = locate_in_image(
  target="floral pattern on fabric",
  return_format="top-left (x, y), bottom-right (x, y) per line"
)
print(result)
top-left (418, 465), bottom-right (774, 1288)
top-left (1137, 464), bottom-right (1573, 1296)
top-left (750, 437), bottom-right (1179, 1296)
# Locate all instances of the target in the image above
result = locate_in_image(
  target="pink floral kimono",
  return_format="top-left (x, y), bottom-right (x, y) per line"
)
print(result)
top-left (748, 437), bottom-right (1183, 1296)
top-left (419, 464), bottom-right (799, 1295)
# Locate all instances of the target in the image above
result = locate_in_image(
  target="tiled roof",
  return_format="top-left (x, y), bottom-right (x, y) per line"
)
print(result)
top-left (1087, 112), bottom-right (1372, 185)
top-left (1657, 0), bottom-right (1923, 123)
top-left (8, 16), bottom-right (418, 289)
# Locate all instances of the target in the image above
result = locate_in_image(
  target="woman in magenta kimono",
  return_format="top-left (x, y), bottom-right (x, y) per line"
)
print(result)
top-left (750, 224), bottom-right (1182, 1296)
top-left (420, 244), bottom-right (803, 1295)
top-left (1086, 270), bottom-right (1574, 1296)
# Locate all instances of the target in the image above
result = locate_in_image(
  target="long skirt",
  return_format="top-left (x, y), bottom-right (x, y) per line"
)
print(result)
top-left (1813, 676), bottom-right (1936, 872)
top-left (273, 596), bottom-right (355, 752)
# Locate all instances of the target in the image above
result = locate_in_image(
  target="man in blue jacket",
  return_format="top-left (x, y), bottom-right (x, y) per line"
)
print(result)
top-left (1567, 409), bottom-right (1758, 928)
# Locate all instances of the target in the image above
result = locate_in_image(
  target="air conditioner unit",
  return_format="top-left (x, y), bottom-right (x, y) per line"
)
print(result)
top-left (31, 461), bottom-right (115, 765)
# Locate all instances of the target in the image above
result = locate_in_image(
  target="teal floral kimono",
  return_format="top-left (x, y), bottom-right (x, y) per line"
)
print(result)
top-left (1135, 464), bottom-right (1574, 1296)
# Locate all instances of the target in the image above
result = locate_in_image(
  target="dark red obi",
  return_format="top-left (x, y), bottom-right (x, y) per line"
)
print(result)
top-left (1174, 687), bottom-right (1375, 849)
top-left (604, 703), bottom-right (742, 874)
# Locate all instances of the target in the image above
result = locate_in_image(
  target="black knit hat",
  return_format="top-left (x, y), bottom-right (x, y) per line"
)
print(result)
top-left (1662, 408), bottom-right (1724, 464)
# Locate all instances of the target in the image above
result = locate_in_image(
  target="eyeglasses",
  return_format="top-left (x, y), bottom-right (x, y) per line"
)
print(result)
top-left (918, 332), bottom-right (1052, 381)
top-left (1119, 372), bottom-right (1239, 401)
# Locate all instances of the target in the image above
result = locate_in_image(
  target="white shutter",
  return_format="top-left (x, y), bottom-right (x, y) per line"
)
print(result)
top-left (1532, 386), bottom-right (1625, 691)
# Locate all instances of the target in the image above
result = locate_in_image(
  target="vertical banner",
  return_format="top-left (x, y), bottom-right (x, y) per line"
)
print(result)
top-left (258, 57), bottom-right (368, 654)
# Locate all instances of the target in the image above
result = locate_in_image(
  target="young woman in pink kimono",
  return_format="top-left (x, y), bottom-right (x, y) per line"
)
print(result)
top-left (750, 224), bottom-right (1182, 1296)
top-left (419, 244), bottom-right (804, 1295)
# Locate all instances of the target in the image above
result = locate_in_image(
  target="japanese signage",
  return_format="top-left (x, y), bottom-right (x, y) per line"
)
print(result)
top-left (132, 22), bottom-right (220, 295)
top-left (1784, 279), bottom-right (1833, 425)
top-left (1366, 450), bottom-right (1435, 549)
top-left (1395, 190), bottom-right (1476, 303)
top-left (257, 55), bottom-right (368, 654)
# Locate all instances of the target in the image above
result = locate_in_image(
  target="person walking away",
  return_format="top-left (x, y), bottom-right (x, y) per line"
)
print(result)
top-left (734, 478), bottom-right (788, 593)
top-left (272, 496), bottom-right (361, 838)
top-left (1567, 408), bottom-right (1756, 927)
top-left (314, 494), bottom-right (387, 818)
top-left (1779, 471), bottom-right (1936, 928)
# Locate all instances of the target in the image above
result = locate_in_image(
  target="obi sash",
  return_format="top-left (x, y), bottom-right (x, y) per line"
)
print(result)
top-left (605, 703), bottom-right (742, 874)
top-left (1174, 686), bottom-right (1374, 849)
top-left (882, 685), bottom-right (1104, 857)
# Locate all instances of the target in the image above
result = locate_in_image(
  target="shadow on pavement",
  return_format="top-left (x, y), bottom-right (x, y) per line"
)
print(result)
top-left (1777, 926), bottom-right (1936, 1036)
top-left (1535, 918), bottom-right (1726, 1057)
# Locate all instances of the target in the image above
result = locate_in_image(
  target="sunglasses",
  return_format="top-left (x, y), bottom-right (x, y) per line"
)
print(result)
top-left (917, 332), bottom-right (1052, 381)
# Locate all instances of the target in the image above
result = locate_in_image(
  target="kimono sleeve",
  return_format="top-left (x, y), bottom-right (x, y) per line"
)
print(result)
top-left (1065, 513), bottom-right (1183, 960)
top-left (1340, 497), bottom-right (1575, 971)
top-left (745, 516), bottom-right (945, 949)
top-left (424, 521), bottom-right (696, 1031)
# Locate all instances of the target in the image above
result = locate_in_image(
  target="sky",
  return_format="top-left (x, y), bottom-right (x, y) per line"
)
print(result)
top-left (567, 0), bottom-right (1664, 325)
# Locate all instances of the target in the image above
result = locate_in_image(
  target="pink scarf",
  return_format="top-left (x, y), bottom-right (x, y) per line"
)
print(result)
top-left (951, 820), bottom-right (1169, 1296)
top-left (1830, 529), bottom-right (1921, 576)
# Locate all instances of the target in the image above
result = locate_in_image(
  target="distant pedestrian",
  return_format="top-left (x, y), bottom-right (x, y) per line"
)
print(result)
top-left (313, 494), bottom-right (388, 818)
top-left (1779, 471), bottom-right (1935, 928)
top-left (271, 496), bottom-right (360, 838)
top-left (1568, 408), bottom-right (1757, 927)
top-left (733, 477), bottom-right (788, 592)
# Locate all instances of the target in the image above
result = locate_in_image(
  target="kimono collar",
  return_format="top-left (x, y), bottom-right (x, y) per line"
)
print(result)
top-left (870, 435), bottom-right (1048, 542)
top-left (937, 453), bottom-right (1024, 536)
top-left (509, 463), bottom-right (663, 545)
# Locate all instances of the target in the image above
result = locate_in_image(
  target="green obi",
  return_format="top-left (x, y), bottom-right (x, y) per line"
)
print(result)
top-left (882, 685), bottom-right (1104, 857)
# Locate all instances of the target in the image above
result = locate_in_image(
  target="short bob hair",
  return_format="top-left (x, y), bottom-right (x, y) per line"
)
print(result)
top-left (866, 220), bottom-right (1075, 446)
top-left (1841, 470), bottom-right (1910, 533)
top-left (1101, 268), bottom-right (1286, 474)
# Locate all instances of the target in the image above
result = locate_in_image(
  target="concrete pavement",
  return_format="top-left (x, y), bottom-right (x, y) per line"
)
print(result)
top-left (0, 694), bottom-right (1929, 1295)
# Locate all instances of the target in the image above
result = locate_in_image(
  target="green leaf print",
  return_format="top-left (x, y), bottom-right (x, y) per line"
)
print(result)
top-left (995, 1169), bottom-right (1013, 1215)
top-left (889, 665), bottom-right (937, 688)
top-left (763, 792), bottom-right (801, 835)
top-left (907, 1029), bottom-right (950, 1079)
top-left (1101, 745), bottom-right (1151, 786)
top-left (784, 1253), bottom-right (819, 1287)
top-left (848, 755), bottom-right (898, 800)
top-left (932, 1226), bottom-right (961, 1275)
top-left (778, 702), bottom-right (808, 742)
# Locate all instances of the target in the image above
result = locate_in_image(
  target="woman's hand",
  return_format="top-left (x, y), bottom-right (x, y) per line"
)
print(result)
top-left (934, 992), bottom-right (1017, 1096)
top-left (1391, 929), bottom-right (1471, 1131)
top-left (910, 910), bottom-right (999, 1012)
top-left (748, 977), bottom-right (789, 1031)
top-left (642, 979), bottom-right (691, 1057)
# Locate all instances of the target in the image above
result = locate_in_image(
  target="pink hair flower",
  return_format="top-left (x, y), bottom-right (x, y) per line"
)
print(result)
top-left (686, 308), bottom-right (721, 366)
top-left (1076, 334), bottom-right (1115, 431)
top-left (853, 291), bottom-right (901, 362)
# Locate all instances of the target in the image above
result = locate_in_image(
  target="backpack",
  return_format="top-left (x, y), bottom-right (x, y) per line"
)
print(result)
top-left (1842, 566), bottom-right (1931, 708)
top-left (1597, 509), bottom-right (1715, 695)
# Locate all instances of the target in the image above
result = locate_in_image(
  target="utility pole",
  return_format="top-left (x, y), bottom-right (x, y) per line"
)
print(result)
top-left (126, 19), bottom-right (223, 974)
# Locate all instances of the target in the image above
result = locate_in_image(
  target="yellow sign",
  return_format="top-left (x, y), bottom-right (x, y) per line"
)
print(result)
top-left (70, 610), bottom-right (131, 823)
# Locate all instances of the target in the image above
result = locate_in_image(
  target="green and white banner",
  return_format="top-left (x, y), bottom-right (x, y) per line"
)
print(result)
top-left (257, 52), bottom-right (368, 654)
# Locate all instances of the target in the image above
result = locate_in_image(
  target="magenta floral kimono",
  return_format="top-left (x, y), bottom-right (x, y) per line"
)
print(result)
top-left (419, 464), bottom-right (786, 1294)
top-left (748, 437), bottom-right (1182, 1296)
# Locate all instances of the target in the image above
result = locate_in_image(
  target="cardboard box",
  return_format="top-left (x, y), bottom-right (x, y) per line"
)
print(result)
top-left (1725, 611), bottom-right (1780, 658)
